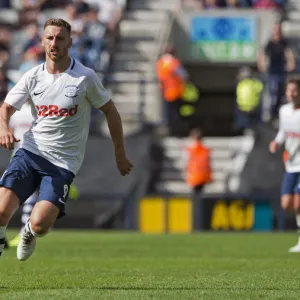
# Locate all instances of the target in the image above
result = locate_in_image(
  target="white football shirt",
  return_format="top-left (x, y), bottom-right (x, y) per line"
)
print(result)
top-left (9, 102), bottom-right (33, 155)
top-left (5, 58), bottom-right (110, 175)
top-left (275, 103), bottom-right (300, 172)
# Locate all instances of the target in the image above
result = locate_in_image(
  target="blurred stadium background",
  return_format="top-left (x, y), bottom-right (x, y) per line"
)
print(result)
top-left (2, 0), bottom-right (300, 299)
top-left (0, 0), bottom-right (296, 232)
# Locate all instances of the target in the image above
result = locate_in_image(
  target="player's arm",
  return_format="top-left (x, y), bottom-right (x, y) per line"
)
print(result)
top-left (269, 127), bottom-right (285, 154)
top-left (0, 102), bottom-right (20, 150)
top-left (99, 100), bottom-right (133, 176)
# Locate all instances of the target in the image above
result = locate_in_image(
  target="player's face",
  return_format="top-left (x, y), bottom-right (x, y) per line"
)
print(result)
top-left (286, 83), bottom-right (299, 103)
top-left (42, 26), bottom-right (72, 62)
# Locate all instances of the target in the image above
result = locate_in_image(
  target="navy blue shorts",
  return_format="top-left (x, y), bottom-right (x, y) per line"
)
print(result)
top-left (281, 172), bottom-right (300, 195)
top-left (0, 148), bottom-right (74, 218)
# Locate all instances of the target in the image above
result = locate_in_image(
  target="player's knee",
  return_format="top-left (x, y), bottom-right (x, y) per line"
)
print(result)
top-left (281, 196), bottom-right (294, 212)
top-left (30, 218), bottom-right (49, 236)
top-left (294, 199), bottom-right (300, 213)
top-left (0, 208), bottom-right (11, 226)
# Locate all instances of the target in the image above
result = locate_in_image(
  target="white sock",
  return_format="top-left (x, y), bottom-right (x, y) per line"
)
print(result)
top-left (296, 215), bottom-right (300, 229)
top-left (0, 226), bottom-right (6, 256)
top-left (25, 220), bottom-right (47, 237)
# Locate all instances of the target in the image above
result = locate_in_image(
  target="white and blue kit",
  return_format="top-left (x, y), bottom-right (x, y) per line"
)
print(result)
top-left (0, 58), bottom-right (110, 217)
top-left (275, 103), bottom-right (300, 195)
top-left (9, 102), bottom-right (38, 225)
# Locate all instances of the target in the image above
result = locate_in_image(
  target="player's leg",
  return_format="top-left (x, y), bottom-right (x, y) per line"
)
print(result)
top-left (280, 172), bottom-right (300, 252)
top-left (9, 190), bottom-right (38, 248)
top-left (17, 168), bottom-right (74, 261)
top-left (281, 172), bottom-right (296, 213)
top-left (281, 194), bottom-right (294, 213)
top-left (287, 172), bottom-right (300, 253)
top-left (288, 193), bottom-right (300, 253)
top-left (0, 188), bottom-right (20, 256)
top-left (0, 149), bottom-right (40, 257)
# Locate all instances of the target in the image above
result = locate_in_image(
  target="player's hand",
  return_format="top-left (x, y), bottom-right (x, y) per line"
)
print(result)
top-left (0, 128), bottom-right (20, 151)
top-left (269, 140), bottom-right (279, 153)
top-left (116, 154), bottom-right (133, 176)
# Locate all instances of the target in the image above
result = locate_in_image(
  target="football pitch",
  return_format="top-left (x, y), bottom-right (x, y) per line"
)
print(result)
top-left (0, 231), bottom-right (300, 300)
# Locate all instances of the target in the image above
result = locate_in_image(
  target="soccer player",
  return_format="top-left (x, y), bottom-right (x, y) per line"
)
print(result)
top-left (7, 101), bottom-right (79, 248)
top-left (0, 18), bottom-right (132, 261)
top-left (269, 78), bottom-right (300, 252)
top-left (7, 101), bottom-right (38, 247)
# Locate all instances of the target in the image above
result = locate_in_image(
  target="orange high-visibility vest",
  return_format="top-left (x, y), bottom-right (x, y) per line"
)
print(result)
top-left (186, 142), bottom-right (213, 187)
top-left (283, 150), bottom-right (289, 164)
top-left (156, 54), bottom-right (185, 102)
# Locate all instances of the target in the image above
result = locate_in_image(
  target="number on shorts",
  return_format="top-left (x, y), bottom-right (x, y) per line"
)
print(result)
top-left (63, 184), bottom-right (69, 199)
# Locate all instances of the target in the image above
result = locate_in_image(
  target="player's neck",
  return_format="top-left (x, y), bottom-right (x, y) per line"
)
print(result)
top-left (45, 56), bottom-right (71, 74)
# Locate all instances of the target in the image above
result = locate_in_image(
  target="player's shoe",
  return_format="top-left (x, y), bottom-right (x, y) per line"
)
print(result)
top-left (8, 234), bottom-right (20, 248)
top-left (288, 241), bottom-right (300, 253)
top-left (17, 227), bottom-right (36, 261)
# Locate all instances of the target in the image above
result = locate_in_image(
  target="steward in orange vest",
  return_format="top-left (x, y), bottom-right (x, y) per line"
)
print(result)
top-left (156, 46), bottom-right (188, 136)
top-left (186, 129), bottom-right (213, 188)
top-left (156, 53), bottom-right (186, 102)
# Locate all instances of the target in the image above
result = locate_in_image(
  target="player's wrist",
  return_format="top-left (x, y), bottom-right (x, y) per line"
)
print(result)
top-left (115, 149), bottom-right (126, 159)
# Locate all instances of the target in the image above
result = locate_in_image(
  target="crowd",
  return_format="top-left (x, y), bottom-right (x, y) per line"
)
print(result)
top-left (0, 0), bottom-right (125, 103)
top-left (181, 0), bottom-right (285, 10)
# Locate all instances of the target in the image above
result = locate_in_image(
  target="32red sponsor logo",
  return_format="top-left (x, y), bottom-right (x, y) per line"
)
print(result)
top-left (35, 105), bottom-right (78, 117)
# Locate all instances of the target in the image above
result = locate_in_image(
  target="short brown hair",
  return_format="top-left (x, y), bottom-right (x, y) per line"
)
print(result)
top-left (287, 77), bottom-right (300, 89)
top-left (44, 18), bottom-right (71, 34)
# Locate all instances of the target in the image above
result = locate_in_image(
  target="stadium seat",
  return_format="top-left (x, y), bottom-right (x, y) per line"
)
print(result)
top-left (0, 9), bottom-right (19, 26)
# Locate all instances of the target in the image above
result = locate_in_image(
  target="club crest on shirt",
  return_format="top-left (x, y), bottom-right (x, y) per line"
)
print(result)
top-left (65, 85), bottom-right (79, 98)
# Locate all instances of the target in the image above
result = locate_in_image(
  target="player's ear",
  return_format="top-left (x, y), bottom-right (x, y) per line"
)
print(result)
top-left (69, 37), bottom-right (72, 49)
top-left (41, 36), bottom-right (45, 47)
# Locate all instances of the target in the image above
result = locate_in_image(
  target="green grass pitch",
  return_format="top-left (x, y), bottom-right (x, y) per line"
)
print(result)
top-left (0, 231), bottom-right (300, 299)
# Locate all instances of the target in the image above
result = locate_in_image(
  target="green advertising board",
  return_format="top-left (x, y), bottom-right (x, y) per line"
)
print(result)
top-left (190, 17), bottom-right (257, 62)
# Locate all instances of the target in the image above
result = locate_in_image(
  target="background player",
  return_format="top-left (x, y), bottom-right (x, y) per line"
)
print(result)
top-left (269, 78), bottom-right (300, 252)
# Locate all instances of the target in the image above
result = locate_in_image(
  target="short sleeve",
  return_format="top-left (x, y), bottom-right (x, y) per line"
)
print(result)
top-left (275, 106), bottom-right (286, 144)
top-left (4, 72), bottom-right (30, 110)
top-left (86, 71), bottom-right (110, 108)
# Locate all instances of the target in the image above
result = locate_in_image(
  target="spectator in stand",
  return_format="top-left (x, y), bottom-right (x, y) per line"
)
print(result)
top-left (203, 0), bottom-right (221, 9)
top-left (181, 0), bottom-right (204, 10)
top-left (65, 3), bottom-right (84, 36)
top-left (82, 5), bottom-right (107, 71)
top-left (225, 0), bottom-right (241, 8)
top-left (0, 45), bottom-right (9, 69)
top-left (0, 26), bottom-right (10, 69)
top-left (258, 23), bottom-right (295, 121)
top-left (0, 68), bottom-right (11, 102)
top-left (22, 22), bottom-right (41, 53)
top-left (0, 0), bottom-right (10, 9)
top-left (254, 0), bottom-right (280, 9)
top-left (72, 0), bottom-right (90, 16)
top-left (19, 0), bottom-right (47, 25)
top-left (65, 3), bottom-right (85, 63)
top-left (156, 45), bottom-right (188, 136)
top-left (22, 0), bottom-right (47, 9)
top-left (96, 0), bottom-right (122, 32)
top-left (19, 46), bottom-right (43, 74)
